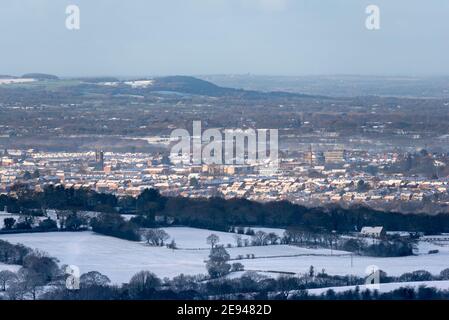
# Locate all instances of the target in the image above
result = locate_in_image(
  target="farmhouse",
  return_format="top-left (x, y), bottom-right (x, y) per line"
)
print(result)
top-left (361, 226), bottom-right (385, 238)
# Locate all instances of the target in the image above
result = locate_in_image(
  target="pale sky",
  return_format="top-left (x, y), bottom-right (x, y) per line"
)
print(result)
top-left (1, 0), bottom-right (449, 77)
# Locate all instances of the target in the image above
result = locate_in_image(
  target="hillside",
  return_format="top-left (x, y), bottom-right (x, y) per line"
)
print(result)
top-left (21, 73), bottom-right (59, 80)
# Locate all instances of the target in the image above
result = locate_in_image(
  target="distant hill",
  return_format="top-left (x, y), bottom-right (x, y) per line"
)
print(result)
top-left (21, 73), bottom-right (59, 80)
top-left (0, 75), bottom-right (17, 79)
top-left (3, 74), bottom-right (319, 99)
top-left (76, 77), bottom-right (120, 83)
top-left (149, 76), bottom-right (229, 96)
top-left (146, 76), bottom-right (317, 98)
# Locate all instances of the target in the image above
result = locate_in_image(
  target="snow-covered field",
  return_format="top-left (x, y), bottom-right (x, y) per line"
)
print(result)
top-left (306, 280), bottom-right (449, 296)
top-left (160, 227), bottom-right (253, 249)
top-left (240, 253), bottom-right (449, 277)
top-left (0, 228), bottom-right (448, 286)
top-left (0, 263), bottom-right (20, 273)
top-left (0, 78), bottom-right (35, 85)
top-left (124, 80), bottom-right (154, 88)
top-left (0, 231), bottom-right (209, 284)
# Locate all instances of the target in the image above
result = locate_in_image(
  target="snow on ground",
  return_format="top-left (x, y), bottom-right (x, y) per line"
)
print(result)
top-left (228, 245), bottom-right (349, 259)
top-left (305, 280), bottom-right (449, 296)
top-left (124, 80), bottom-right (154, 88)
top-left (121, 214), bottom-right (137, 222)
top-left (0, 229), bottom-right (348, 284)
top-left (161, 227), bottom-right (253, 249)
top-left (0, 231), bottom-right (209, 284)
top-left (1, 229), bottom-right (448, 286)
top-left (0, 78), bottom-right (35, 85)
top-left (0, 263), bottom-right (20, 273)
top-left (416, 239), bottom-right (449, 255)
top-left (161, 227), bottom-right (286, 249)
top-left (241, 252), bottom-right (449, 277)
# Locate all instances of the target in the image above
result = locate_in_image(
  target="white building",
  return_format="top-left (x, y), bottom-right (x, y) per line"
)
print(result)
top-left (361, 226), bottom-right (385, 238)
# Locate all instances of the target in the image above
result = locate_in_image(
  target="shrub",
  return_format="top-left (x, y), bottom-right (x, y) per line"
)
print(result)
top-left (231, 263), bottom-right (245, 272)
top-left (38, 218), bottom-right (58, 231)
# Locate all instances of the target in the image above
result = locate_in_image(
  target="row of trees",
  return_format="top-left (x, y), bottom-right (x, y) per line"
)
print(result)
top-left (31, 266), bottom-right (449, 300)
top-left (283, 228), bottom-right (415, 257)
top-left (1, 212), bottom-right (89, 233)
top-left (90, 213), bottom-right (140, 241)
top-left (3, 186), bottom-right (449, 237)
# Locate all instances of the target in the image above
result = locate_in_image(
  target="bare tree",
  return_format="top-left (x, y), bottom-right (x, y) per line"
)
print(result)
top-left (206, 234), bottom-right (220, 248)
top-left (0, 270), bottom-right (17, 291)
top-left (233, 234), bottom-right (243, 247)
top-left (252, 231), bottom-right (268, 246)
top-left (284, 229), bottom-right (305, 244)
top-left (128, 271), bottom-right (161, 299)
top-left (80, 271), bottom-right (111, 288)
top-left (143, 229), bottom-right (170, 246)
top-left (266, 232), bottom-right (279, 245)
top-left (17, 268), bottom-right (45, 300)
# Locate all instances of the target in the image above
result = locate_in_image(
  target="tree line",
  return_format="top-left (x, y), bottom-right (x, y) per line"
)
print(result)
top-left (2, 186), bottom-right (449, 235)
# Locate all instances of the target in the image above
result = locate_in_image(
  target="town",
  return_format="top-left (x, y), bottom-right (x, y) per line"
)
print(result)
top-left (1, 146), bottom-right (448, 214)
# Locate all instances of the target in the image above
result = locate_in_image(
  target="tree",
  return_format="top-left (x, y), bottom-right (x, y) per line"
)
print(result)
top-left (167, 239), bottom-right (177, 250)
top-left (136, 188), bottom-right (166, 221)
top-left (245, 228), bottom-right (255, 236)
top-left (15, 217), bottom-right (33, 230)
top-left (399, 270), bottom-right (432, 282)
top-left (32, 169), bottom-right (40, 179)
top-left (440, 268), bottom-right (449, 280)
top-left (17, 268), bottom-right (46, 300)
top-left (340, 238), bottom-right (365, 254)
top-left (143, 229), bottom-right (170, 246)
top-left (128, 271), bottom-right (162, 299)
top-left (22, 253), bottom-right (60, 283)
top-left (189, 177), bottom-right (199, 188)
top-left (266, 232), bottom-right (279, 245)
top-left (206, 234), bottom-right (220, 249)
top-left (3, 217), bottom-right (16, 230)
top-left (90, 213), bottom-right (140, 241)
top-left (38, 218), bottom-right (57, 231)
top-left (6, 278), bottom-right (26, 300)
top-left (357, 179), bottom-right (369, 192)
top-left (252, 231), bottom-right (268, 246)
top-left (0, 270), bottom-right (16, 291)
top-left (22, 171), bottom-right (32, 180)
top-left (169, 274), bottom-right (200, 292)
top-left (65, 212), bottom-right (87, 231)
top-left (206, 245), bottom-right (231, 278)
top-left (80, 271), bottom-right (111, 288)
top-left (231, 263), bottom-right (244, 272)
top-left (308, 265), bottom-right (315, 278)
top-left (233, 234), bottom-right (243, 247)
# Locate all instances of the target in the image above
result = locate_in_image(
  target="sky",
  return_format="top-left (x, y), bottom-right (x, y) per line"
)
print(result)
top-left (1, 0), bottom-right (449, 77)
